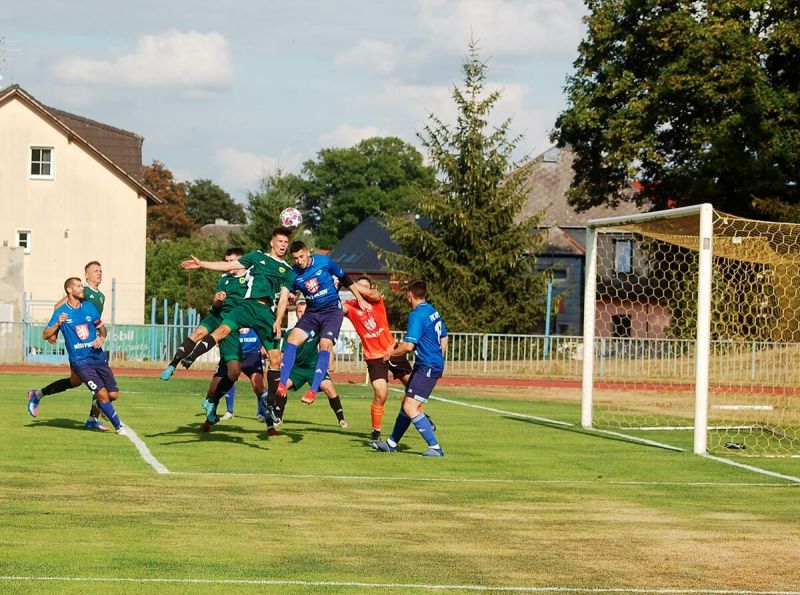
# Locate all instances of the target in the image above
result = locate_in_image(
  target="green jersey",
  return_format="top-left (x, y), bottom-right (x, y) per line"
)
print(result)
top-left (293, 333), bottom-right (321, 371)
top-left (215, 273), bottom-right (248, 316)
top-left (83, 285), bottom-right (105, 316)
top-left (238, 250), bottom-right (295, 305)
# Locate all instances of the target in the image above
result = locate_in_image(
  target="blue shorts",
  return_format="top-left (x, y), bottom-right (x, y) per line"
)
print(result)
top-left (214, 349), bottom-right (263, 378)
top-left (72, 361), bottom-right (119, 396)
top-left (295, 306), bottom-right (344, 344)
top-left (405, 364), bottom-right (442, 403)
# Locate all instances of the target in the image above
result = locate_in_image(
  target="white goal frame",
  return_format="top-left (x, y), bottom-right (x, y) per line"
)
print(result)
top-left (580, 203), bottom-right (714, 454)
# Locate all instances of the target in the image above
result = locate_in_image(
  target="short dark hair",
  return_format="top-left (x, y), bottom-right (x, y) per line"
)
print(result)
top-left (290, 240), bottom-right (307, 254)
top-left (272, 226), bottom-right (293, 239)
top-left (357, 275), bottom-right (373, 287)
top-left (84, 260), bottom-right (101, 272)
top-left (225, 247), bottom-right (244, 258)
top-left (408, 279), bottom-right (427, 299)
top-left (64, 276), bottom-right (82, 293)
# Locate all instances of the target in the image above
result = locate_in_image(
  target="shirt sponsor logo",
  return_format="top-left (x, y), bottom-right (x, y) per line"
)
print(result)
top-left (363, 317), bottom-right (377, 331)
top-left (305, 277), bottom-right (319, 294)
top-left (76, 324), bottom-right (90, 340)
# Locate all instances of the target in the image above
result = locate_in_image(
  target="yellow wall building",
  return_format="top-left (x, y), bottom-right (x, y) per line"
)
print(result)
top-left (0, 85), bottom-right (159, 323)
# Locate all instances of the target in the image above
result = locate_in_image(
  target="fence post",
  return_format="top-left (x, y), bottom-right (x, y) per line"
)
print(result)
top-left (482, 334), bottom-right (489, 373)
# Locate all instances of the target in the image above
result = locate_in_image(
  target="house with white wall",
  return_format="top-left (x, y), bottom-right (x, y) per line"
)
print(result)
top-left (0, 85), bottom-right (159, 323)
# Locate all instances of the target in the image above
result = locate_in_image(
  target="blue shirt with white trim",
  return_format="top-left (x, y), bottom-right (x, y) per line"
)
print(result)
top-left (47, 301), bottom-right (106, 368)
top-left (292, 254), bottom-right (345, 310)
top-left (404, 301), bottom-right (448, 372)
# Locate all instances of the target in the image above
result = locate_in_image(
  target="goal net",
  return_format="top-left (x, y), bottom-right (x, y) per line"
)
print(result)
top-left (581, 204), bottom-right (800, 456)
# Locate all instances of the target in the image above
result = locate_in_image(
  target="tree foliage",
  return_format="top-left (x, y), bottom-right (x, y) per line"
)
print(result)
top-left (553, 0), bottom-right (800, 219)
top-left (301, 137), bottom-right (436, 248)
top-left (185, 179), bottom-right (246, 226)
top-left (145, 235), bottom-right (227, 322)
top-left (233, 169), bottom-right (309, 251)
top-left (383, 41), bottom-right (547, 333)
top-left (143, 161), bottom-right (195, 240)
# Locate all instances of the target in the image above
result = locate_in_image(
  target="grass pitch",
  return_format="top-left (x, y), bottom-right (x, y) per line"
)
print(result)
top-left (1, 372), bottom-right (799, 594)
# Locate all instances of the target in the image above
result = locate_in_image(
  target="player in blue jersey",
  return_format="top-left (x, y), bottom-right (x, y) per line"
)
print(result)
top-left (28, 277), bottom-right (126, 435)
top-left (274, 241), bottom-right (371, 418)
top-left (369, 280), bottom-right (448, 457)
top-left (28, 261), bottom-right (110, 430)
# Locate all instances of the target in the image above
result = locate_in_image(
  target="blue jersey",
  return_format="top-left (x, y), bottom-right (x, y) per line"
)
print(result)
top-left (292, 254), bottom-right (345, 311)
top-left (238, 327), bottom-right (261, 355)
top-left (405, 302), bottom-right (448, 371)
top-left (48, 301), bottom-right (105, 368)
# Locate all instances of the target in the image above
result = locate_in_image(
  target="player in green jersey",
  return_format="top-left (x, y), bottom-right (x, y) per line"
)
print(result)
top-left (27, 261), bottom-right (111, 430)
top-left (179, 227), bottom-right (295, 430)
top-left (160, 248), bottom-right (248, 381)
top-left (280, 298), bottom-right (349, 429)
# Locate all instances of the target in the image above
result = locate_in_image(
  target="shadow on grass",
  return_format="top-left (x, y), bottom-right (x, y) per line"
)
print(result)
top-left (26, 417), bottom-right (89, 432)
top-left (504, 415), bottom-right (684, 452)
top-left (145, 421), bottom-right (269, 450)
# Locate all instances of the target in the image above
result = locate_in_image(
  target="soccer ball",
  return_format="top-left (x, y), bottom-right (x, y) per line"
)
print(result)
top-left (279, 207), bottom-right (303, 229)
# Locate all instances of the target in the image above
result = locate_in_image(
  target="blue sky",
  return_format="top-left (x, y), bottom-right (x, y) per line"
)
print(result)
top-left (3, 0), bottom-right (588, 201)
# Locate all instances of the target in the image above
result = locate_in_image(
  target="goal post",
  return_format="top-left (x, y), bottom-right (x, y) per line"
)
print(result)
top-left (581, 203), bottom-right (800, 457)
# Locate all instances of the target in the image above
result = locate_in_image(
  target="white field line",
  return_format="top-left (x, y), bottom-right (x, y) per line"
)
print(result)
top-left (121, 424), bottom-right (169, 474)
top-left (406, 389), bottom-right (684, 452)
top-left (1, 576), bottom-right (799, 594)
top-left (393, 389), bottom-right (800, 483)
top-left (700, 453), bottom-right (800, 484)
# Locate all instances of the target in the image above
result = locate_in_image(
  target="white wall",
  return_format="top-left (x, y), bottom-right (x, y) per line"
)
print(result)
top-left (0, 98), bottom-right (148, 322)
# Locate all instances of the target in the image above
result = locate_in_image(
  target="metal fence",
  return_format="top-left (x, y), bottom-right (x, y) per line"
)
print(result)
top-left (2, 321), bottom-right (799, 386)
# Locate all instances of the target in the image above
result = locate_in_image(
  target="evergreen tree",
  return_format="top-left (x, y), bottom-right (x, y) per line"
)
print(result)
top-left (383, 40), bottom-right (547, 333)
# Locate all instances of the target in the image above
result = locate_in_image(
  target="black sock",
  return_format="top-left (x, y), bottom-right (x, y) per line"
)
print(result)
top-left (266, 369), bottom-right (280, 408)
top-left (213, 375), bottom-right (235, 400)
top-left (42, 378), bottom-right (75, 396)
top-left (170, 337), bottom-right (197, 367)
top-left (182, 336), bottom-right (217, 368)
top-left (275, 394), bottom-right (288, 418)
top-left (328, 396), bottom-right (345, 422)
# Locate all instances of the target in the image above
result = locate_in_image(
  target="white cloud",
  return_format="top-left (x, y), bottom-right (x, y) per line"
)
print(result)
top-left (214, 147), bottom-right (304, 196)
top-left (318, 124), bottom-right (386, 148)
top-left (52, 30), bottom-right (234, 89)
top-left (418, 0), bottom-right (586, 57)
top-left (335, 39), bottom-right (399, 75)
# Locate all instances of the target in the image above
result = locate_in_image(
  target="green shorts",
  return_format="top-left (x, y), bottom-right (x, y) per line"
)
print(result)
top-left (289, 366), bottom-right (330, 391)
top-left (221, 300), bottom-right (281, 351)
top-left (199, 312), bottom-right (223, 333)
top-left (218, 332), bottom-right (243, 362)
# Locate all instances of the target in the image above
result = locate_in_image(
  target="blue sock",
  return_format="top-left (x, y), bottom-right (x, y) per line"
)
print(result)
top-left (412, 412), bottom-right (439, 448)
top-left (310, 350), bottom-right (331, 392)
top-left (388, 410), bottom-right (412, 446)
top-left (280, 343), bottom-right (298, 385)
top-left (225, 385), bottom-right (235, 414)
top-left (97, 400), bottom-right (121, 430)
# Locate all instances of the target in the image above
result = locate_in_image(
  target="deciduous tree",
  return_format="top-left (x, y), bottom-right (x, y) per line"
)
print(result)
top-left (553, 0), bottom-right (800, 219)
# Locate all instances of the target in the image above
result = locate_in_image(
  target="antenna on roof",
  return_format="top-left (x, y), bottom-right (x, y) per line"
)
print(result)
top-left (0, 37), bottom-right (22, 84)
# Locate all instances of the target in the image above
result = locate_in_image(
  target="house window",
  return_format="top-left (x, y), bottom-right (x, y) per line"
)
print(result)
top-left (30, 147), bottom-right (54, 179)
top-left (17, 230), bottom-right (31, 254)
top-left (552, 268), bottom-right (568, 282)
top-left (612, 314), bottom-right (632, 338)
top-left (614, 239), bottom-right (632, 273)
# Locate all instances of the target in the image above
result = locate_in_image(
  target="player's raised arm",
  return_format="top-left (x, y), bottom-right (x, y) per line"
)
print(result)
top-left (43, 312), bottom-right (67, 341)
top-left (181, 255), bottom-right (243, 272)
top-left (273, 286), bottom-right (291, 339)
